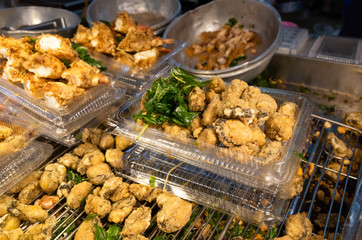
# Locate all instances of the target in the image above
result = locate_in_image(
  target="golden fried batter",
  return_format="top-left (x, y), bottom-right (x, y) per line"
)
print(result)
top-left (188, 86), bottom-right (206, 112)
top-left (84, 194), bottom-right (112, 219)
top-left (265, 112), bottom-right (294, 142)
top-left (257, 141), bottom-right (284, 164)
top-left (35, 34), bottom-right (77, 61)
top-left (197, 128), bottom-right (219, 145)
top-left (285, 212), bottom-right (313, 240)
top-left (90, 22), bottom-right (116, 55)
top-left (108, 195), bottom-right (137, 224)
top-left (24, 52), bottom-right (66, 79)
top-left (86, 163), bottom-right (115, 185)
top-left (66, 181), bottom-right (93, 210)
top-left (114, 11), bottom-right (137, 34)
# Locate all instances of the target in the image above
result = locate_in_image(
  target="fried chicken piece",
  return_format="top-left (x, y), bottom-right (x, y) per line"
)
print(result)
top-left (278, 102), bottom-right (298, 121)
top-left (66, 181), bottom-right (93, 210)
top-left (57, 153), bottom-right (80, 170)
top-left (86, 163), bottom-right (115, 185)
top-left (105, 149), bottom-right (124, 168)
top-left (108, 195), bottom-right (137, 223)
top-left (117, 25), bottom-right (154, 52)
top-left (77, 149), bottom-right (105, 175)
top-left (72, 24), bottom-right (92, 48)
top-left (0, 196), bottom-right (15, 217)
top-left (82, 128), bottom-right (104, 146)
top-left (7, 171), bottom-right (43, 195)
top-left (0, 228), bottom-right (23, 240)
top-left (214, 119), bottom-right (265, 147)
top-left (34, 195), bottom-right (59, 210)
top-left (208, 76), bottom-right (226, 93)
top-left (133, 48), bottom-right (159, 68)
top-left (20, 216), bottom-right (56, 240)
top-left (285, 212), bottom-right (313, 240)
top-left (342, 112), bottom-right (362, 130)
top-left (257, 141), bottom-right (284, 164)
top-left (99, 133), bottom-right (115, 151)
top-left (62, 58), bottom-right (109, 88)
top-left (0, 126), bottom-right (12, 140)
top-left (89, 22), bottom-right (116, 55)
top-left (114, 11), bottom-right (137, 34)
top-left (188, 86), bottom-right (206, 112)
top-left (42, 81), bottom-right (85, 109)
top-left (84, 194), bottom-right (112, 219)
top-left (57, 181), bottom-right (74, 198)
top-left (73, 142), bottom-right (99, 157)
top-left (265, 112), bottom-right (294, 142)
top-left (100, 177), bottom-right (130, 202)
top-left (249, 93), bottom-right (278, 122)
top-left (121, 206), bottom-right (152, 236)
top-left (35, 34), bottom-right (77, 61)
top-left (39, 163), bottom-right (67, 194)
top-left (7, 201), bottom-right (48, 223)
top-left (202, 95), bottom-right (222, 127)
top-left (197, 128), bottom-right (218, 145)
top-left (23, 52), bottom-right (66, 79)
top-left (18, 181), bottom-right (42, 205)
top-left (156, 193), bottom-right (192, 233)
top-left (74, 216), bottom-right (101, 240)
top-left (162, 123), bottom-right (191, 142)
top-left (0, 214), bottom-right (21, 231)
top-left (115, 135), bottom-right (133, 150)
top-left (129, 184), bottom-right (162, 202)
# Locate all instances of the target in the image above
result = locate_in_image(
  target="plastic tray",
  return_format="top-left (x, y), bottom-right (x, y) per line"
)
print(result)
top-left (0, 141), bottom-right (53, 196)
top-left (111, 87), bottom-right (313, 193)
top-left (119, 144), bottom-right (291, 226)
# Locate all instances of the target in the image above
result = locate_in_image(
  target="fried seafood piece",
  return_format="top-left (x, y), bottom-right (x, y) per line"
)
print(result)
top-left (20, 215), bottom-right (56, 240)
top-left (0, 214), bottom-right (21, 231)
top-left (114, 50), bottom-right (136, 66)
top-left (0, 135), bottom-right (28, 156)
top-left (0, 126), bottom-right (12, 140)
top-left (278, 102), bottom-right (298, 121)
top-left (84, 194), bottom-right (112, 219)
top-left (82, 128), bottom-right (104, 146)
top-left (257, 141), bottom-right (284, 164)
top-left (1, 60), bottom-right (28, 83)
top-left (77, 149), bottom-right (105, 175)
top-left (39, 163), bottom-right (67, 194)
top-left (202, 95), bottom-right (222, 127)
top-left (208, 76), bottom-right (226, 93)
top-left (74, 216), bottom-right (101, 240)
top-left (156, 193), bottom-right (193, 233)
top-left (115, 135), bottom-right (133, 150)
top-left (7, 171), bottom-right (43, 195)
top-left (222, 79), bottom-right (248, 100)
top-left (326, 162), bottom-right (347, 182)
top-left (86, 163), bottom-right (115, 185)
top-left (22, 74), bottom-right (48, 99)
top-left (100, 177), bottom-right (130, 202)
top-left (162, 123), bottom-right (191, 142)
top-left (23, 52), bottom-right (66, 79)
top-left (57, 181), bottom-right (74, 198)
top-left (105, 148), bottom-right (124, 168)
top-left (123, 235), bottom-right (149, 240)
top-left (114, 11), bottom-right (137, 34)
top-left (205, 89), bottom-right (220, 103)
top-left (89, 22), bottom-right (116, 55)
top-left (129, 184), bottom-right (162, 202)
top-left (231, 143), bottom-right (260, 159)
top-left (73, 142), bottom-right (99, 157)
top-left (241, 86), bottom-right (261, 102)
top-left (214, 119), bottom-right (265, 148)
top-left (282, 167), bottom-right (303, 199)
top-left (221, 97), bottom-right (256, 125)
top-left (121, 206), bottom-right (152, 236)
top-left (18, 181), bottom-right (42, 205)
top-left (72, 24), bottom-right (92, 48)
top-left (0, 196), bottom-right (15, 217)
top-left (188, 86), bottom-right (206, 112)
top-left (117, 25), bottom-right (154, 52)
top-left (197, 128), bottom-right (218, 145)
top-left (285, 212), bottom-right (313, 239)
top-left (342, 112), bottom-right (362, 130)
top-left (7, 201), bottom-right (48, 223)
top-left (66, 181), bottom-right (93, 210)
top-left (0, 228), bottom-right (23, 240)
top-left (188, 116), bottom-right (204, 138)
top-left (108, 195), bottom-right (137, 223)
top-left (265, 112), bottom-right (294, 142)
top-left (57, 153), bottom-right (80, 170)
top-left (34, 195), bottom-right (59, 210)
top-left (99, 133), bottom-right (115, 151)
top-left (326, 132), bottom-right (351, 158)
top-left (35, 34), bottom-right (77, 61)
top-left (42, 81), bottom-right (85, 109)
top-left (133, 48), bottom-right (159, 67)
top-left (62, 58), bottom-right (109, 88)
top-left (248, 93), bottom-right (278, 122)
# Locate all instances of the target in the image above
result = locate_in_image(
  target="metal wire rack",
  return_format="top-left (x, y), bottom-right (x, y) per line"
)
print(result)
top-left (16, 113), bottom-right (361, 240)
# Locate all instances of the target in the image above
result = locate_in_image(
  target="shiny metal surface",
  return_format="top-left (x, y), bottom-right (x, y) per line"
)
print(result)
top-left (163, 0), bottom-right (282, 81)
top-left (0, 6), bottom-right (81, 38)
top-left (86, 0), bottom-right (181, 35)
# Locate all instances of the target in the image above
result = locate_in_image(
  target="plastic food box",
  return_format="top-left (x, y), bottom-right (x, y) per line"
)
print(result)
top-left (111, 86), bottom-right (313, 194)
top-left (119, 144), bottom-right (291, 226)
top-left (0, 141), bottom-right (53, 196)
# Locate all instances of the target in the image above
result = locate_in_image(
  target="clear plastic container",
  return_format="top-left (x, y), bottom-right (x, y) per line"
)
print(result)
top-left (0, 141), bottom-right (53, 196)
top-left (111, 87), bottom-right (313, 194)
top-left (119, 144), bottom-right (291, 226)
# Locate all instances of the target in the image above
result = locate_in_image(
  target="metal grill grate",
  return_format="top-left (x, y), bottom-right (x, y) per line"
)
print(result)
top-left (13, 113), bottom-right (361, 239)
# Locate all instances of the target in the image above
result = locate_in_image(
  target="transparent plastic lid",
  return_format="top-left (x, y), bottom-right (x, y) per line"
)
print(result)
top-left (111, 87), bottom-right (313, 192)
top-left (0, 141), bottom-right (53, 196)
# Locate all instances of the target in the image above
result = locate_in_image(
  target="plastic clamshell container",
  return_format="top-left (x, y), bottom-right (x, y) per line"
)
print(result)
top-left (0, 141), bottom-right (53, 196)
top-left (119, 144), bottom-right (291, 226)
top-left (112, 87), bottom-right (313, 193)
top-left (0, 113), bottom-right (38, 158)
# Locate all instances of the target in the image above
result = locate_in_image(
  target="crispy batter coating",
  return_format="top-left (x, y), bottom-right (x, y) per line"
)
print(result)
top-left (265, 112), bottom-right (294, 142)
top-left (129, 184), bottom-right (162, 202)
top-left (66, 181), bottom-right (93, 210)
top-left (74, 216), bottom-right (101, 240)
top-left (99, 133), bottom-right (115, 151)
top-left (42, 81), bottom-right (85, 109)
top-left (188, 86), bottom-right (206, 112)
top-left (73, 142), bottom-right (99, 157)
top-left (100, 177), bottom-right (129, 201)
top-left (208, 76), bottom-right (226, 93)
top-left (0, 214), bottom-right (21, 232)
top-left (105, 148), bottom-right (124, 168)
top-left (249, 93), bottom-right (278, 121)
top-left (115, 135), bottom-right (133, 151)
top-left (197, 128), bottom-right (219, 145)
top-left (257, 141), bottom-right (284, 164)
top-left (18, 181), bottom-right (42, 205)
top-left (285, 212), bottom-right (313, 240)
top-left (89, 22), bottom-right (116, 55)
top-left (162, 123), bottom-right (191, 142)
top-left (7, 171), bottom-right (43, 195)
top-left (121, 206), bottom-right (152, 236)
top-left (72, 24), bottom-right (92, 48)
top-left (108, 195), bottom-right (137, 224)
top-left (57, 153), bottom-right (80, 170)
top-left (77, 149), bottom-right (105, 175)
top-left (35, 34), bottom-right (77, 61)
top-left (114, 11), bottom-right (137, 34)
top-left (86, 163), bottom-right (115, 185)
top-left (21, 215), bottom-right (56, 240)
top-left (7, 201), bottom-right (48, 223)
top-left (24, 52), bottom-right (66, 79)
top-left (117, 25), bottom-right (154, 52)
top-left (0, 196), bottom-right (15, 217)
top-left (39, 163), bottom-right (67, 194)
top-left (278, 102), bottom-right (298, 120)
top-left (0, 228), bottom-right (23, 240)
top-left (133, 48), bottom-right (159, 67)
top-left (342, 112), bottom-right (362, 130)
top-left (202, 95), bottom-right (222, 127)
top-left (85, 194), bottom-right (112, 219)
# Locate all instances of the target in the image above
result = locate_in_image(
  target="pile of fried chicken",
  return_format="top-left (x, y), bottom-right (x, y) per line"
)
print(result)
top-left (0, 128), bottom-right (192, 240)
top-left (73, 11), bottom-right (173, 68)
top-left (0, 34), bottom-right (109, 109)
top-left (186, 19), bottom-right (259, 71)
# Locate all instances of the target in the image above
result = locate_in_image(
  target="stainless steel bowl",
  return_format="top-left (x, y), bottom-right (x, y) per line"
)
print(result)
top-left (0, 6), bottom-right (81, 38)
top-left (163, 0), bottom-right (282, 81)
top-left (86, 0), bottom-right (181, 35)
